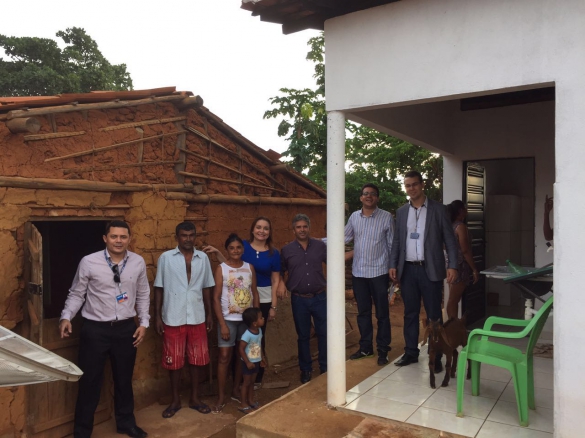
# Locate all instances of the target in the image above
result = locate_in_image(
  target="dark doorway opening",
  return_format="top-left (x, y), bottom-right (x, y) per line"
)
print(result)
top-left (33, 220), bottom-right (108, 319)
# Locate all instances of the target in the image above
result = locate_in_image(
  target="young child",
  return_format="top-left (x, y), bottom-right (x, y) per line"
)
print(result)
top-left (238, 307), bottom-right (265, 414)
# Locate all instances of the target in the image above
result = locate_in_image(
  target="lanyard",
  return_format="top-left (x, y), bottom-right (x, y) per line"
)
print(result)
top-left (104, 249), bottom-right (128, 285)
top-left (410, 201), bottom-right (425, 230)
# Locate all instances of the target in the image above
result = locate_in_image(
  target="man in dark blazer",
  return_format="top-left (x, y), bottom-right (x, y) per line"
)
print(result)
top-left (390, 170), bottom-right (458, 369)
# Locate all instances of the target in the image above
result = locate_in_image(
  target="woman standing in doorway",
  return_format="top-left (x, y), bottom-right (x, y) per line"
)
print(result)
top-left (445, 200), bottom-right (479, 319)
top-left (204, 217), bottom-right (281, 389)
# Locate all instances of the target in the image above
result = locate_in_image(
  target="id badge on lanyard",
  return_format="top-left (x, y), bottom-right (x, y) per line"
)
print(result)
top-left (105, 250), bottom-right (129, 305)
top-left (410, 205), bottom-right (422, 240)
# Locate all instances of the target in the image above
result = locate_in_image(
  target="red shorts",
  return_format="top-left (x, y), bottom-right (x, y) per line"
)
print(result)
top-left (162, 323), bottom-right (209, 370)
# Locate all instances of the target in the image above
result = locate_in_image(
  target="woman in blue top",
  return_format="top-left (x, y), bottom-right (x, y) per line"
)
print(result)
top-left (204, 216), bottom-right (281, 387)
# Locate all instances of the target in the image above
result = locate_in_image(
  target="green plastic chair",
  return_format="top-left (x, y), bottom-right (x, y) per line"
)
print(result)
top-left (456, 295), bottom-right (554, 426)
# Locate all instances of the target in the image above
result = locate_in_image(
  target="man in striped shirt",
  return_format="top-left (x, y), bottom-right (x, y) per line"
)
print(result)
top-left (345, 183), bottom-right (395, 366)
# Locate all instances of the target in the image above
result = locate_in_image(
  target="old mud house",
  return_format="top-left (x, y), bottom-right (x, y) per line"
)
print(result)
top-left (0, 87), bottom-right (326, 437)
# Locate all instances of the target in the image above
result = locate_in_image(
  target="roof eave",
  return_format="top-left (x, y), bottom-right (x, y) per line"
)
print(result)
top-left (241, 0), bottom-right (400, 34)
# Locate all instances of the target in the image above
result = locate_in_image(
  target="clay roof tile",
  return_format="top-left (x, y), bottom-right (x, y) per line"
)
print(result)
top-left (0, 87), bottom-right (185, 111)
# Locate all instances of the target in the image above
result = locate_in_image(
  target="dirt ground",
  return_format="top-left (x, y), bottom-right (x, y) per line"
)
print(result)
top-left (91, 297), bottom-right (412, 438)
top-left (210, 297), bottom-right (408, 438)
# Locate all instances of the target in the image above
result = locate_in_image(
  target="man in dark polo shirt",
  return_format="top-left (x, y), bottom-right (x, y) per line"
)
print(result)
top-left (279, 213), bottom-right (327, 384)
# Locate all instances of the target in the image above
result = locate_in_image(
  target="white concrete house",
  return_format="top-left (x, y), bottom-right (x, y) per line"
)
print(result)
top-left (243, 0), bottom-right (583, 436)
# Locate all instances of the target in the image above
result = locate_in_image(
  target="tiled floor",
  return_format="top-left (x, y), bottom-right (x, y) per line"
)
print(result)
top-left (339, 330), bottom-right (554, 437)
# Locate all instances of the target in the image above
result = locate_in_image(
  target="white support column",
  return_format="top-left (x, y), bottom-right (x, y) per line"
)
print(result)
top-left (442, 155), bottom-right (464, 317)
top-left (554, 78), bottom-right (585, 437)
top-left (326, 110), bottom-right (346, 407)
top-left (442, 155), bottom-right (463, 205)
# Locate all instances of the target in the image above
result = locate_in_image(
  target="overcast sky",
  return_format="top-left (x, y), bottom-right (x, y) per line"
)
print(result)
top-left (2, 0), bottom-right (319, 154)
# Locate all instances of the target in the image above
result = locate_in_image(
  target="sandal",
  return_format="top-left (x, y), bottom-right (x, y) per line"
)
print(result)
top-left (189, 403), bottom-right (211, 414)
top-left (162, 406), bottom-right (182, 418)
top-left (250, 402), bottom-right (260, 409)
top-left (211, 403), bottom-right (225, 414)
top-left (238, 406), bottom-right (254, 415)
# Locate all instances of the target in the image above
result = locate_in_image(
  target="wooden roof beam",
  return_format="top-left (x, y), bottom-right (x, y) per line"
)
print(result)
top-left (243, 0), bottom-right (401, 34)
top-left (4, 94), bottom-right (185, 120)
top-left (269, 163), bottom-right (327, 197)
top-left (0, 176), bottom-right (195, 193)
top-left (165, 192), bottom-right (327, 206)
top-left (282, 14), bottom-right (325, 33)
top-left (249, 0), bottom-right (329, 27)
top-left (251, 1), bottom-right (304, 17)
top-left (6, 117), bottom-right (41, 134)
top-left (260, 9), bottom-right (315, 24)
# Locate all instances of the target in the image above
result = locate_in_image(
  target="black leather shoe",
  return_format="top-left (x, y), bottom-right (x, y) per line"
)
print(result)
top-left (434, 361), bottom-right (443, 373)
top-left (394, 354), bottom-right (418, 367)
top-left (377, 354), bottom-right (389, 366)
top-left (300, 370), bottom-right (312, 383)
top-left (117, 425), bottom-right (147, 438)
top-left (349, 348), bottom-right (374, 360)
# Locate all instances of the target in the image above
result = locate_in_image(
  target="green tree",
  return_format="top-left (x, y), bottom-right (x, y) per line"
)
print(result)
top-left (264, 34), bottom-right (442, 214)
top-left (0, 27), bottom-right (133, 96)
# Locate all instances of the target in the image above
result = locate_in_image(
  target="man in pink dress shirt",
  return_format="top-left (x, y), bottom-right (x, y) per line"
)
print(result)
top-left (59, 220), bottom-right (150, 438)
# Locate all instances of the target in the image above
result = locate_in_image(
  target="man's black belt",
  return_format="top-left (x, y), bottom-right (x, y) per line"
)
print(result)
top-left (83, 317), bottom-right (133, 326)
top-left (291, 289), bottom-right (326, 298)
top-left (405, 260), bottom-right (425, 266)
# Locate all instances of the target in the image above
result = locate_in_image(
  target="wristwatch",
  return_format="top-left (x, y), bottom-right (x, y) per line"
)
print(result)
top-left (270, 306), bottom-right (278, 311)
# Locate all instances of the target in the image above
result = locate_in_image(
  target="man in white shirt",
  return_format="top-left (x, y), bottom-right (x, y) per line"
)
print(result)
top-left (390, 171), bottom-right (458, 370)
top-left (154, 222), bottom-right (215, 418)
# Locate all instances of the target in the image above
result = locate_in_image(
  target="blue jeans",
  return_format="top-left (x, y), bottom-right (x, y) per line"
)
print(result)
top-left (291, 293), bottom-right (327, 372)
top-left (352, 275), bottom-right (391, 354)
top-left (401, 263), bottom-right (443, 359)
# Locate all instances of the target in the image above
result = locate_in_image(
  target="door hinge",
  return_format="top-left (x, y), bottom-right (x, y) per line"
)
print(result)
top-left (28, 283), bottom-right (43, 296)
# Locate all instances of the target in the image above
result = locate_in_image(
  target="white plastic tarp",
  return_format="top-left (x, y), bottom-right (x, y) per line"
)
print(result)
top-left (0, 325), bottom-right (82, 387)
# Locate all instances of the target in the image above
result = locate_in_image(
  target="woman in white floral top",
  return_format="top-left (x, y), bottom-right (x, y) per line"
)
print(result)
top-left (212, 234), bottom-right (259, 413)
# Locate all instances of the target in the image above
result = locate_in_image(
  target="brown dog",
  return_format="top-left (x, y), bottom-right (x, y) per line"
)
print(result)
top-left (421, 317), bottom-right (471, 388)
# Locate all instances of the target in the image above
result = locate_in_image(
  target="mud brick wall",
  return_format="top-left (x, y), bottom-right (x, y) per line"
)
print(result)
top-left (0, 188), bottom-right (326, 435)
top-left (200, 202), bottom-right (326, 366)
top-left (1, 104), bottom-right (180, 184)
top-left (0, 94), bottom-right (326, 435)
top-left (0, 200), bottom-right (28, 438)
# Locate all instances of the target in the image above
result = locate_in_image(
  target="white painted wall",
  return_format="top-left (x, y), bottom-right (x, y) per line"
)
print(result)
top-left (442, 156), bottom-right (462, 204)
top-left (323, 0), bottom-right (585, 435)
top-left (324, 0), bottom-right (577, 112)
top-left (552, 71), bottom-right (585, 438)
